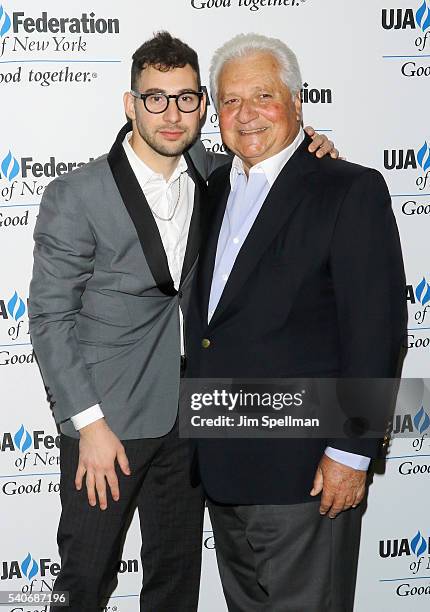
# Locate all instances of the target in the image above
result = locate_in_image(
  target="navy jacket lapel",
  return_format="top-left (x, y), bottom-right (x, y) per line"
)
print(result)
top-left (206, 136), bottom-right (317, 327)
top-left (197, 169), bottom-right (231, 323)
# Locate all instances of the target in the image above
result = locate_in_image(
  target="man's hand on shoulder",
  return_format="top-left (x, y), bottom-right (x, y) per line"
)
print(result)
top-left (304, 126), bottom-right (340, 159)
top-left (75, 418), bottom-right (131, 510)
top-left (310, 454), bottom-right (366, 519)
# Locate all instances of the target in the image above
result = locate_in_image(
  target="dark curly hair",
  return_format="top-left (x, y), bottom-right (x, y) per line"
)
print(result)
top-left (131, 31), bottom-right (201, 90)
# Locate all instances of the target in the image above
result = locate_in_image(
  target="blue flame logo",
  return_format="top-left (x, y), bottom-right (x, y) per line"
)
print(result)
top-left (414, 406), bottom-right (430, 433)
top-left (20, 553), bottom-right (39, 580)
top-left (410, 531), bottom-right (427, 557)
top-left (415, 277), bottom-right (430, 306)
top-left (7, 291), bottom-right (26, 321)
top-left (416, 0), bottom-right (430, 32)
top-left (0, 4), bottom-right (11, 37)
top-left (1, 150), bottom-right (20, 182)
top-left (417, 142), bottom-right (430, 172)
top-left (13, 425), bottom-right (33, 452)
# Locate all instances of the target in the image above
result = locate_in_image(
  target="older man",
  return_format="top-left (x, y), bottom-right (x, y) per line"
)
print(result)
top-left (186, 34), bottom-right (406, 611)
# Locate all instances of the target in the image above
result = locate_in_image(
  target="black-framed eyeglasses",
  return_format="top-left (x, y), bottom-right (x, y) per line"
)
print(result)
top-left (130, 89), bottom-right (204, 114)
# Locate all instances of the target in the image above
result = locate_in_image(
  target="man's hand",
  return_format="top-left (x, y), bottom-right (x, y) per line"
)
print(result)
top-left (304, 126), bottom-right (339, 159)
top-left (310, 454), bottom-right (366, 519)
top-left (75, 418), bottom-right (131, 510)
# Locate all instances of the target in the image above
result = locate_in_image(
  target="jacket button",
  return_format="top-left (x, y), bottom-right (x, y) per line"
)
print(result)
top-left (178, 290), bottom-right (183, 299)
top-left (201, 338), bottom-right (211, 348)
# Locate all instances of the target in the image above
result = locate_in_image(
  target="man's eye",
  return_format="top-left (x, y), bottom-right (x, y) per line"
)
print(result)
top-left (180, 94), bottom-right (192, 102)
top-left (259, 93), bottom-right (272, 100)
top-left (149, 95), bottom-right (164, 103)
top-left (223, 98), bottom-right (238, 106)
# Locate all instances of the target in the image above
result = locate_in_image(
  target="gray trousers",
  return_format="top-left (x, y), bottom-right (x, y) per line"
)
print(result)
top-left (208, 499), bottom-right (363, 612)
top-left (51, 422), bottom-right (204, 612)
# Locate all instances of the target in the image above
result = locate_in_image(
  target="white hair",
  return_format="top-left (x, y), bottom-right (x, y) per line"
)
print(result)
top-left (209, 33), bottom-right (303, 109)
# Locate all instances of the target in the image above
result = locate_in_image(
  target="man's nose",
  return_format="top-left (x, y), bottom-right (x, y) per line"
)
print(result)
top-left (163, 98), bottom-right (182, 123)
top-left (237, 99), bottom-right (259, 124)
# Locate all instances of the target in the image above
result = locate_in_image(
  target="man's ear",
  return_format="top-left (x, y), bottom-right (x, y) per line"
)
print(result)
top-left (123, 91), bottom-right (136, 121)
top-left (199, 89), bottom-right (208, 121)
top-left (294, 92), bottom-right (302, 123)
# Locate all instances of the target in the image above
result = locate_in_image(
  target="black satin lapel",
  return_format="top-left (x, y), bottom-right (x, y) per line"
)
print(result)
top-left (209, 138), bottom-right (315, 327)
top-left (180, 153), bottom-right (207, 285)
top-left (114, 120), bottom-right (133, 144)
top-left (107, 128), bottom-right (176, 296)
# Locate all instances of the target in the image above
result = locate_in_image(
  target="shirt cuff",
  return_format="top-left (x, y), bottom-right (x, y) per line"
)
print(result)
top-left (324, 447), bottom-right (370, 471)
top-left (71, 404), bottom-right (104, 430)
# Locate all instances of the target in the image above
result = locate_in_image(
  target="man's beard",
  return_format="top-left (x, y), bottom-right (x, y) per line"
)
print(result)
top-left (135, 117), bottom-right (199, 157)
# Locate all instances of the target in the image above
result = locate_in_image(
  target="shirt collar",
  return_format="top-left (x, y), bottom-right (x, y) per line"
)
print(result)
top-left (122, 131), bottom-right (188, 187)
top-left (230, 127), bottom-right (305, 188)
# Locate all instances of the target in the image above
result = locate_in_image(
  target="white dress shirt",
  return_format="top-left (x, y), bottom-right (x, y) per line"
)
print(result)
top-left (71, 132), bottom-right (194, 431)
top-left (208, 128), bottom-right (370, 471)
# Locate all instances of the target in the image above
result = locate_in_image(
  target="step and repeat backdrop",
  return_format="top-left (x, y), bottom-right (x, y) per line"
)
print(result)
top-left (1, 0), bottom-right (429, 610)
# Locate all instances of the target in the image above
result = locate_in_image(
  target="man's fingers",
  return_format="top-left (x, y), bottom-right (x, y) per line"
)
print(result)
top-left (85, 471), bottom-right (97, 507)
top-left (310, 467), bottom-right (323, 497)
top-left (76, 423), bottom-right (129, 509)
top-left (342, 495), bottom-right (353, 512)
top-left (308, 134), bottom-right (327, 154)
top-left (117, 446), bottom-right (131, 476)
top-left (75, 463), bottom-right (86, 491)
top-left (328, 500), bottom-right (345, 519)
top-left (303, 125), bottom-right (315, 137)
top-left (303, 129), bottom-right (341, 159)
top-left (319, 489), bottom-right (335, 515)
top-left (352, 487), bottom-right (365, 508)
top-left (106, 470), bottom-right (120, 502)
top-left (95, 474), bottom-right (108, 511)
top-left (329, 486), bottom-right (365, 516)
top-left (316, 139), bottom-right (334, 158)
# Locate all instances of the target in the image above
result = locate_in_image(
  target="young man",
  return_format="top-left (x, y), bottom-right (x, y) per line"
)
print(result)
top-left (29, 31), bottom-right (336, 612)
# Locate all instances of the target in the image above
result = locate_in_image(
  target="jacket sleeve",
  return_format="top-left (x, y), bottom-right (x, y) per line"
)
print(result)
top-left (29, 177), bottom-right (100, 424)
top-left (326, 169), bottom-right (407, 457)
top-left (188, 139), bottom-right (232, 181)
top-left (207, 151), bottom-right (232, 176)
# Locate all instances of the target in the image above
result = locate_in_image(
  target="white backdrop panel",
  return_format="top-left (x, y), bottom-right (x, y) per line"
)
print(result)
top-left (1, 1), bottom-right (429, 610)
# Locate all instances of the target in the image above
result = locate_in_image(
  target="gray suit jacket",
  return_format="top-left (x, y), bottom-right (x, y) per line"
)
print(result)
top-left (29, 123), bottom-right (228, 439)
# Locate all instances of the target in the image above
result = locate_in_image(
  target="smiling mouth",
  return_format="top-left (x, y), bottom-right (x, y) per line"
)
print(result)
top-left (239, 127), bottom-right (268, 135)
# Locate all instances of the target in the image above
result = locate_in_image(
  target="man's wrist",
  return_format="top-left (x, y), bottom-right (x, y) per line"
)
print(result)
top-left (324, 447), bottom-right (370, 471)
